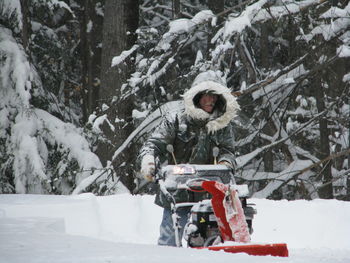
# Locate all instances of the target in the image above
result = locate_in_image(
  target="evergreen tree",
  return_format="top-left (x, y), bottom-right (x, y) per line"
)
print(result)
top-left (0, 0), bottom-right (349, 199)
top-left (108, 0), bottom-right (350, 199)
top-left (0, 0), bottom-right (126, 194)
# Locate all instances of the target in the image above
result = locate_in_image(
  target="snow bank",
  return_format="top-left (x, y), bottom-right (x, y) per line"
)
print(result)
top-left (251, 198), bottom-right (350, 250)
top-left (0, 194), bottom-right (350, 263)
top-left (0, 193), bottom-right (161, 244)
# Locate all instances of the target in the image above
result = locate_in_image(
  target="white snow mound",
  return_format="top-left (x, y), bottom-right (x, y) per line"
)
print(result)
top-left (0, 194), bottom-right (350, 263)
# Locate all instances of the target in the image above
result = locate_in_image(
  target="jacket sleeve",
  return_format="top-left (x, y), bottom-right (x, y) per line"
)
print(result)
top-left (138, 114), bottom-right (178, 166)
top-left (216, 122), bottom-right (236, 167)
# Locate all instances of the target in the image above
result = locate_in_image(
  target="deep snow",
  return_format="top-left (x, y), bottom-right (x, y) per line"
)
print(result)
top-left (0, 193), bottom-right (350, 263)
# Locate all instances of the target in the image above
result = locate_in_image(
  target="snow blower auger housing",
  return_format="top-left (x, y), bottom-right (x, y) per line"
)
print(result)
top-left (158, 164), bottom-right (289, 257)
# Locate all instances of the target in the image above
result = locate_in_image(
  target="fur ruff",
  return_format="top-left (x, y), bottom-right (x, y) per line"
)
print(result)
top-left (183, 81), bottom-right (240, 133)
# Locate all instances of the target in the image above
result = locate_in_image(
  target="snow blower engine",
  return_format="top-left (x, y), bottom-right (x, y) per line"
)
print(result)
top-left (158, 163), bottom-right (256, 247)
top-left (156, 145), bottom-right (289, 257)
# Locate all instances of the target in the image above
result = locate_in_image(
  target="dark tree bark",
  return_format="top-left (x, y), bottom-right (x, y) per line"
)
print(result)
top-left (98, 0), bottom-right (139, 191)
top-left (263, 150), bottom-right (274, 172)
top-left (208, 0), bottom-right (224, 15)
top-left (20, 0), bottom-right (30, 51)
top-left (260, 20), bottom-right (280, 172)
top-left (325, 51), bottom-right (349, 199)
top-left (173, 0), bottom-right (180, 18)
top-left (262, 118), bottom-right (276, 172)
top-left (100, 0), bottom-right (138, 101)
top-left (80, 0), bottom-right (103, 122)
top-left (313, 75), bottom-right (333, 199)
top-left (206, 0), bottom-right (224, 59)
top-left (260, 22), bottom-right (269, 69)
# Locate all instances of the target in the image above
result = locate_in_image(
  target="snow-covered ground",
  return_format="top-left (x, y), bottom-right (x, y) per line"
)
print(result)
top-left (0, 193), bottom-right (350, 263)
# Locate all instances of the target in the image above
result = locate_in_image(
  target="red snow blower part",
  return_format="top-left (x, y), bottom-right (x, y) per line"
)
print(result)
top-left (156, 162), bottom-right (288, 257)
top-left (201, 181), bottom-right (289, 257)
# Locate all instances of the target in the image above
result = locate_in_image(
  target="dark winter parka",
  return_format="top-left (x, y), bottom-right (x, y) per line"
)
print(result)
top-left (139, 72), bottom-right (240, 208)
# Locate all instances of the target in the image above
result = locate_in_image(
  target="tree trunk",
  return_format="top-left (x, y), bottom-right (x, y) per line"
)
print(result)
top-left (20, 0), bottom-right (30, 52)
top-left (260, 22), bottom-right (269, 69)
top-left (80, 0), bottom-right (103, 122)
top-left (263, 150), bottom-right (274, 172)
top-left (98, 0), bottom-right (139, 191)
top-left (313, 75), bottom-right (333, 199)
top-left (262, 118), bottom-right (276, 172)
top-left (208, 0), bottom-right (224, 15)
top-left (100, 0), bottom-right (138, 101)
top-left (173, 0), bottom-right (180, 18)
top-left (206, 0), bottom-right (224, 59)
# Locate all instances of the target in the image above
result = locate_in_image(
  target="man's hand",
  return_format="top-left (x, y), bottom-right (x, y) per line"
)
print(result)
top-left (141, 155), bottom-right (156, 182)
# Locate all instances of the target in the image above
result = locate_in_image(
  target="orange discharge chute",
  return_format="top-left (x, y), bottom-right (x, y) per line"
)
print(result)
top-left (200, 181), bottom-right (289, 257)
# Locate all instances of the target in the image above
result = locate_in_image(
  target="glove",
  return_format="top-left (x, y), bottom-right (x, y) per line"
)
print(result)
top-left (141, 155), bottom-right (155, 182)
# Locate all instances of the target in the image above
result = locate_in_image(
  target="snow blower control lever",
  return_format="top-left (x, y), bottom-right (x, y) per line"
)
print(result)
top-left (166, 144), bottom-right (177, 165)
top-left (213, 146), bottom-right (219, 165)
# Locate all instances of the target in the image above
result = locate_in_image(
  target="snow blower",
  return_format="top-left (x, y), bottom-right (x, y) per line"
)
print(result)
top-left (157, 161), bottom-right (289, 257)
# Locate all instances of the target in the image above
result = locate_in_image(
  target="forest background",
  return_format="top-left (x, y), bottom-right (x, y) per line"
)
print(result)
top-left (0, 0), bottom-right (349, 201)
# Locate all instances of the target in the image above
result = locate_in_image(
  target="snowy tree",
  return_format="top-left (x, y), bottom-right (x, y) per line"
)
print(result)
top-left (1, 0), bottom-right (349, 200)
top-left (0, 0), bottom-right (127, 194)
top-left (107, 0), bottom-right (350, 200)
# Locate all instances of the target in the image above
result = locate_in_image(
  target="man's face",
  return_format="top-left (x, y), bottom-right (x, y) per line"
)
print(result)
top-left (199, 94), bottom-right (218, 113)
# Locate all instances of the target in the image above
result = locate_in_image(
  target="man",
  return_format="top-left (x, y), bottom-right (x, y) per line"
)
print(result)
top-left (138, 70), bottom-right (240, 246)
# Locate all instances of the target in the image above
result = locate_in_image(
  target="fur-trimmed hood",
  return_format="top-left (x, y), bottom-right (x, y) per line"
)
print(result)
top-left (183, 79), bottom-right (240, 134)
